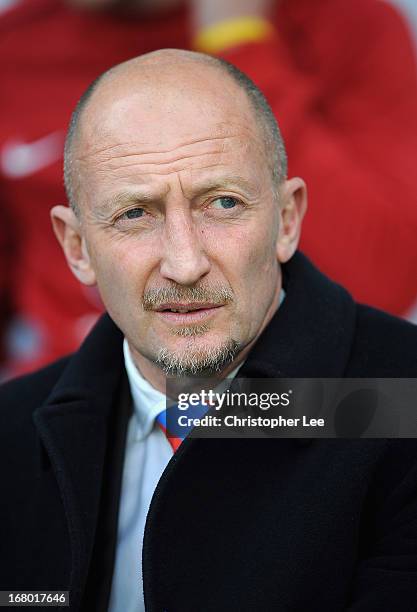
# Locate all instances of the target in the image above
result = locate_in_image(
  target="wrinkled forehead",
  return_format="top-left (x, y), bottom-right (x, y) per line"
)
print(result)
top-left (76, 64), bottom-right (262, 156)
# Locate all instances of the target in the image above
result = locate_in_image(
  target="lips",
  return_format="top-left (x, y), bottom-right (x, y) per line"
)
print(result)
top-left (155, 302), bottom-right (222, 313)
top-left (153, 303), bottom-right (223, 323)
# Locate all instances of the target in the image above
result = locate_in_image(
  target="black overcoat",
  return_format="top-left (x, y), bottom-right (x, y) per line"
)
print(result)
top-left (1, 252), bottom-right (417, 611)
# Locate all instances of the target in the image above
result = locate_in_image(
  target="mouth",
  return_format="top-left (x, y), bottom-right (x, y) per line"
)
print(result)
top-left (153, 302), bottom-right (224, 323)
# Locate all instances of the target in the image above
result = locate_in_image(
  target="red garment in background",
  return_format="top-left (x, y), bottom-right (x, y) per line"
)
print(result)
top-left (1, 0), bottom-right (417, 374)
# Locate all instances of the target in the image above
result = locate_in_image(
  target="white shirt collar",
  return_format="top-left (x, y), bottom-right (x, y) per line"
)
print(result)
top-left (123, 339), bottom-right (166, 440)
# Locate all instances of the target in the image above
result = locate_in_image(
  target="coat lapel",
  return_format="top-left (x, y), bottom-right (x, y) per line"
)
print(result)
top-left (33, 315), bottom-right (125, 610)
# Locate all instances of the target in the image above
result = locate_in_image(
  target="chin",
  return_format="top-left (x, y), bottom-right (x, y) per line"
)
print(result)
top-left (154, 337), bottom-right (240, 377)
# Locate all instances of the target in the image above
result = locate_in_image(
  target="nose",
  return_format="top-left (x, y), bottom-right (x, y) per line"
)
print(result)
top-left (159, 208), bottom-right (211, 286)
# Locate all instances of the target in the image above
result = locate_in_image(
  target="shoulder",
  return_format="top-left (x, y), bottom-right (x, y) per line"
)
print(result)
top-left (0, 357), bottom-right (69, 431)
top-left (315, 0), bottom-right (411, 30)
top-left (280, 0), bottom-right (411, 35)
top-left (348, 304), bottom-right (417, 376)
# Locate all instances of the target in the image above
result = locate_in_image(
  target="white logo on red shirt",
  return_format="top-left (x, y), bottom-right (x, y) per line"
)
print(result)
top-left (1, 131), bottom-right (64, 179)
top-left (0, 0), bottom-right (22, 14)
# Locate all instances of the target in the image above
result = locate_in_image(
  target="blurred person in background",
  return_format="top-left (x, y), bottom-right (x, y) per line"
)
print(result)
top-left (1, 0), bottom-right (417, 376)
top-left (390, 0), bottom-right (417, 324)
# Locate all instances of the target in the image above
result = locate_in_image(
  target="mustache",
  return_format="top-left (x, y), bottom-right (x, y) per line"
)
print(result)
top-left (142, 284), bottom-right (234, 310)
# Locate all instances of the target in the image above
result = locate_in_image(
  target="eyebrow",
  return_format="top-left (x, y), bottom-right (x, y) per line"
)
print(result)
top-left (99, 174), bottom-right (256, 215)
top-left (101, 189), bottom-right (159, 214)
top-left (191, 174), bottom-right (256, 195)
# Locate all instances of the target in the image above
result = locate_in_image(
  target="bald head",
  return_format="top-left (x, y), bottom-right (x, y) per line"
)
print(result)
top-left (64, 49), bottom-right (287, 215)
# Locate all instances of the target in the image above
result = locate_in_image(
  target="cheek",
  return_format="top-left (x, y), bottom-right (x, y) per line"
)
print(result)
top-left (227, 225), bottom-right (280, 328)
top-left (88, 234), bottom-right (154, 312)
top-left (233, 222), bottom-right (279, 283)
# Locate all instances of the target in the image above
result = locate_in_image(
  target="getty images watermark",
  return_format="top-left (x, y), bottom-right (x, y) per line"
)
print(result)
top-left (165, 378), bottom-right (417, 439)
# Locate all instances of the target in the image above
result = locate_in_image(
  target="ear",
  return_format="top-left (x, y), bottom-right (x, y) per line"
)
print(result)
top-left (50, 205), bottom-right (97, 286)
top-left (276, 177), bottom-right (308, 263)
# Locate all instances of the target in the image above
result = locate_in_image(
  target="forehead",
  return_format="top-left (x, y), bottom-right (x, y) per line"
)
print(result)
top-left (74, 80), bottom-right (269, 200)
top-left (79, 62), bottom-right (263, 153)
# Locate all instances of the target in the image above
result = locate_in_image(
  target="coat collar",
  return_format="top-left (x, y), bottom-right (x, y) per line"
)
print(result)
top-left (33, 315), bottom-right (126, 610)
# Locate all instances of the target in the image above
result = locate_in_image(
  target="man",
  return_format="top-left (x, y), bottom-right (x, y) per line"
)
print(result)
top-left (1, 0), bottom-right (417, 377)
top-left (1, 50), bottom-right (417, 612)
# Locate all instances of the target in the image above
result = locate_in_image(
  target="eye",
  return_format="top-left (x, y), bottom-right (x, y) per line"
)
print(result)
top-left (211, 196), bottom-right (239, 210)
top-left (121, 207), bottom-right (145, 220)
